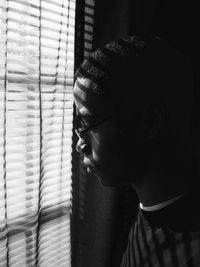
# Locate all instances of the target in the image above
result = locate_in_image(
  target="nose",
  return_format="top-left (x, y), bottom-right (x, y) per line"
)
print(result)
top-left (76, 137), bottom-right (91, 155)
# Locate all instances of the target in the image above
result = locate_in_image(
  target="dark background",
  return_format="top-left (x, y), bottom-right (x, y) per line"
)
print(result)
top-left (72, 1), bottom-right (200, 266)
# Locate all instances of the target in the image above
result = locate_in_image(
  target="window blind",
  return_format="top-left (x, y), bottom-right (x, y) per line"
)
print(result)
top-left (0, 0), bottom-right (75, 266)
top-left (83, 0), bottom-right (94, 58)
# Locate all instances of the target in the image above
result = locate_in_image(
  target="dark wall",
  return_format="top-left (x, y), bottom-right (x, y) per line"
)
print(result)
top-left (93, 0), bottom-right (200, 62)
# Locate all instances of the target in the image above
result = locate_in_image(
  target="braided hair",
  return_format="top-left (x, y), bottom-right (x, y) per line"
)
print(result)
top-left (74, 35), bottom-right (158, 97)
top-left (75, 34), bottom-right (195, 142)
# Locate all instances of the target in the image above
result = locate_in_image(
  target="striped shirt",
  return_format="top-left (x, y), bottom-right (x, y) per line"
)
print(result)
top-left (121, 192), bottom-right (200, 267)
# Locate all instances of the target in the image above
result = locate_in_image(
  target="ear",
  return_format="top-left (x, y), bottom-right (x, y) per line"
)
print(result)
top-left (141, 105), bottom-right (164, 141)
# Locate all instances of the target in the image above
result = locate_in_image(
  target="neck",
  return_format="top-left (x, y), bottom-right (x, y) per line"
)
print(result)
top-left (132, 169), bottom-right (189, 207)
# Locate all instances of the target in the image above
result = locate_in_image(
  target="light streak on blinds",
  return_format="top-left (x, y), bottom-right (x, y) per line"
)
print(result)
top-left (83, 0), bottom-right (94, 58)
top-left (0, 0), bottom-right (75, 266)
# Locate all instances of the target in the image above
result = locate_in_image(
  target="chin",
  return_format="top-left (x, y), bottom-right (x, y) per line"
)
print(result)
top-left (93, 164), bottom-right (128, 187)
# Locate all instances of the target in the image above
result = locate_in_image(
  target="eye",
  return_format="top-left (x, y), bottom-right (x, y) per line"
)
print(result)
top-left (80, 119), bottom-right (89, 129)
top-left (77, 115), bottom-right (90, 129)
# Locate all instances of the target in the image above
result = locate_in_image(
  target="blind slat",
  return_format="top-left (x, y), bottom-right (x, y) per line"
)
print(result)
top-left (0, 0), bottom-right (75, 265)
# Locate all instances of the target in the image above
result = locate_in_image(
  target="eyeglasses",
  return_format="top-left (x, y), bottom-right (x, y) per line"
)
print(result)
top-left (75, 116), bottom-right (113, 139)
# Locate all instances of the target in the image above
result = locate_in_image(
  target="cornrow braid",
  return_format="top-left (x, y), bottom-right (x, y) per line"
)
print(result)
top-left (75, 35), bottom-right (158, 96)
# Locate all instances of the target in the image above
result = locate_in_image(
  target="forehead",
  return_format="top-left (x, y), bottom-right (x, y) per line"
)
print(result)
top-left (73, 77), bottom-right (113, 117)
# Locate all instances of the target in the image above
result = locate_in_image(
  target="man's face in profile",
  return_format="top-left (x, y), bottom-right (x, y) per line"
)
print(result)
top-left (73, 77), bottom-right (141, 186)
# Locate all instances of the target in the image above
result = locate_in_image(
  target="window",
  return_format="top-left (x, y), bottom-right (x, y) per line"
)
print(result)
top-left (0, 0), bottom-right (75, 265)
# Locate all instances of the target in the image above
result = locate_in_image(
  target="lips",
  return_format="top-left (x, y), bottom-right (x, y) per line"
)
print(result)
top-left (83, 157), bottom-right (95, 174)
top-left (86, 166), bottom-right (95, 174)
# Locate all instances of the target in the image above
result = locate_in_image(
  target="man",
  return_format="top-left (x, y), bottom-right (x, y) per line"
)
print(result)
top-left (73, 35), bottom-right (200, 266)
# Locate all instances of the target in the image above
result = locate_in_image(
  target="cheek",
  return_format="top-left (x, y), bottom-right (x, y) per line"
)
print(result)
top-left (90, 131), bottom-right (119, 162)
top-left (90, 132), bottom-right (104, 162)
top-left (89, 121), bottom-right (124, 163)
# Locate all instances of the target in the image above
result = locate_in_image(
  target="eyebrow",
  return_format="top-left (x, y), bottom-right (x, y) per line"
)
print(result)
top-left (76, 109), bottom-right (101, 124)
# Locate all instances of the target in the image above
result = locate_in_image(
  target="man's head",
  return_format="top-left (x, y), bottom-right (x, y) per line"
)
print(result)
top-left (73, 35), bottom-right (195, 187)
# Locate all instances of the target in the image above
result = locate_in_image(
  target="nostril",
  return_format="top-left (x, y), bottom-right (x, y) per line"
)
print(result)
top-left (76, 138), bottom-right (91, 155)
top-left (81, 143), bottom-right (91, 155)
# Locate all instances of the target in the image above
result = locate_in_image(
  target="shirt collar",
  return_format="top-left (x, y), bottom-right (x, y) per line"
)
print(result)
top-left (139, 194), bottom-right (184, 212)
